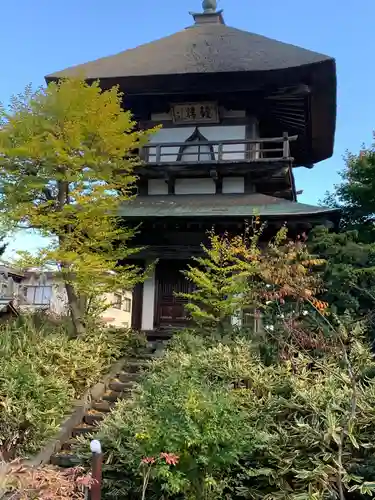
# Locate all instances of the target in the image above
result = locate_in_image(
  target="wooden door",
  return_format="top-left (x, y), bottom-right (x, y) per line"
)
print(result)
top-left (155, 263), bottom-right (193, 327)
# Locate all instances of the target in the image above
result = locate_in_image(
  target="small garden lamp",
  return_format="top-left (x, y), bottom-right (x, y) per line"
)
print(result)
top-left (90, 439), bottom-right (102, 500)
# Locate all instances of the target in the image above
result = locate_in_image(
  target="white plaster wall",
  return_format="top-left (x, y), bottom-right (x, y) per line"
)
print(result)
top-left (0, 272), bottom-right (22, 301)
top-left (148, 179), bottom-right (168, 195)
top-left (20, 273), bottom-right (68, 315)
top-left (20, 272), bottom-right (132, 327)
top-left (180, 143), bottom-right (213, 163)
top-left (222, 177), bottom-right (245, 194)
top-left (209, 125), bottom-right (246, 161)
top-left (147, 125), bottom-right (247, 163)
top-left (148, 127), bottom-right (185, 163)
top-left (175, 178), bottom-right (216, 195)
top-left (100, 291), bottom-right (133, 328)
top-left (141, 267), bottom-right (155, 330)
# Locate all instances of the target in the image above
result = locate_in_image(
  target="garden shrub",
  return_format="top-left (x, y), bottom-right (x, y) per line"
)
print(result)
top-left (76, 227), bottom-right (375, 499)
top-left (91, 327), bottom-right (375, 500)
top-left (89, 333), bottom-right (271, 499)
top-left (0, 315), bottom-right (142, 458)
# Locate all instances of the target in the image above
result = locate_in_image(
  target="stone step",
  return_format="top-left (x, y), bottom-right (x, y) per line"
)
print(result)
top-left (102, 390), bottom-right (122, 402)
top-left (49, 344), bottom-right (168, 469)
top-left (118, 371), bottom-right (142, 383)
top-left (136, 352), bottom-right (155, 360)
top-left (61, 438), bottom-right (79, 451)
top-left (71, 424), bottom-right (96, 438)
top-left (50, 452), bottom-right (80, 468)
top-left (109, 379), bottom-right (135, 392)
top-left (120, 390), bottom-right (134, 400)
top-left (84, 410), bottom-right (105, 426)
top-left (146, 341), bottom-right (159, 351)
top-left (92, 400), bottom-right (115, 412)
top-left (143, 343), bottom-right (158, 353)
top-left (146, 330), bottom-right (173, 341)
top-left (124, 360), bottom-right (149, 373)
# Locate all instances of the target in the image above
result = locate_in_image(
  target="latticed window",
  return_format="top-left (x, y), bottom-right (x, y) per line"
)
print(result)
top-left (113, 293), bottom-right (122, 309)
top-left (123, 298), bottom-right (131, 312)
top-left (177, 127), bottom-right (216, 163)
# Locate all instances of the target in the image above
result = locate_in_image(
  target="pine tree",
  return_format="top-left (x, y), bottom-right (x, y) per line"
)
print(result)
top-left (316, 137), bottom-right (375, 337)
top-left (309, 226), bottom-right (375, 338)
top-left (323, 137), bottom-right (375, 238)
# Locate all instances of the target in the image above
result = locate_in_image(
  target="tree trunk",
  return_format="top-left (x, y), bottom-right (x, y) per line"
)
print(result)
top-left (57, 179), bottom-right (86, 338)
top-left (65, 281), bottom-right (86, 338)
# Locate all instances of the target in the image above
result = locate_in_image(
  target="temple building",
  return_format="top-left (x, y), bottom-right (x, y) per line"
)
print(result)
top-left (46, 0), bottom-right (338, 332)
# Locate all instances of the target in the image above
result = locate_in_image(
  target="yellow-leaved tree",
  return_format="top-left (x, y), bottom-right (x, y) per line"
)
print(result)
top-left (0, 78), bottom-right (156, 336)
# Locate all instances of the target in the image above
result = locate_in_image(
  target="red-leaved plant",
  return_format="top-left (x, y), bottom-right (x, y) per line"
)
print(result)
top-left (140, 452), bottom-right (180, 500)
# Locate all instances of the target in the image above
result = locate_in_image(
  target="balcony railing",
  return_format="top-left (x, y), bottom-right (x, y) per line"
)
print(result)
top-left (141, 133), bottom-right (297, 166)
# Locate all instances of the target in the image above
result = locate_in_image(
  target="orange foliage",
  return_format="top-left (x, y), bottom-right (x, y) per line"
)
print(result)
top-left (226, 226), bottom-right (326, 309)
top-left (0, 462), bottom-right (91, 499)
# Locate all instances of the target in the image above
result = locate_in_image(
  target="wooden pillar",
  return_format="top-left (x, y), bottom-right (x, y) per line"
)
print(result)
top-left (131, 282), bottom-right (143, 331)
top-left (141, 262), bottom-right (156, 331)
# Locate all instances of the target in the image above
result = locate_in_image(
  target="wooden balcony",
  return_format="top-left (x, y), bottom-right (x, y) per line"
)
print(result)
top-left (141, 133), bottom-right (297, 167)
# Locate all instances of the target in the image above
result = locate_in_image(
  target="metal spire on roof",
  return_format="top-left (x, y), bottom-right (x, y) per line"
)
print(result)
top-left (202, 0), bottom-right (217, 13)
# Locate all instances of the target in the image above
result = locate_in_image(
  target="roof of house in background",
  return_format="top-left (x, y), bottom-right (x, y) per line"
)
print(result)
top-left (0, 264), bottom-right (25, 279)
top-left (0, 299), bottom-right (19, 315)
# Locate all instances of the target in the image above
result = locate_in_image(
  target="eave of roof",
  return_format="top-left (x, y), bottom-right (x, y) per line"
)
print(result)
top-left (0, 264), bottom-right (25, 279)
top-left (119, 193), bottom-right (339, 219)
top-left (44, 12), bottom-right (336, 167)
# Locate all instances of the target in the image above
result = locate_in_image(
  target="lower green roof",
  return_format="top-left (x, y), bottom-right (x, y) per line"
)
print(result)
top-left (119, 193), bottom-right (339, 219)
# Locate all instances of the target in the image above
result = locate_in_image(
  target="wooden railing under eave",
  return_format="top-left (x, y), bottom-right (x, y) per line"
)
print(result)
top-left (141, 132), bottom-right (298, 166)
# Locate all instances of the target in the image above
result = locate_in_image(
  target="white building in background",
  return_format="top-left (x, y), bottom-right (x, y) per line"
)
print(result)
top-left (0, 265), bottom-right (132, 328)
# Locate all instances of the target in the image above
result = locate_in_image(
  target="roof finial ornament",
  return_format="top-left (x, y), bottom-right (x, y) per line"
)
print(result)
top-left (202, 0), bottom-right (217, 13)
top-left (190, 0), bottom-right (224, 25)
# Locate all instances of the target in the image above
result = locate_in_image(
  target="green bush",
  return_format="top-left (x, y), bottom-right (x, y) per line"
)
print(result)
top-left (0, 315), bottom-right (141, 458)
top-left (92, 329), bottom-right (375, 500)
top-left (90, 334), bottom-right (268, 499)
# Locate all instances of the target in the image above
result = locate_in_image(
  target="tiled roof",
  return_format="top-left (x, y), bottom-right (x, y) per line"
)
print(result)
top-left (119, 194), bottom-right (339, 219)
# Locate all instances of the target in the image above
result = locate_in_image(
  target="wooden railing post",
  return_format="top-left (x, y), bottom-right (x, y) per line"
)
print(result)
top-left (144, 134), bottom-right (297, 165)
top-left (282, 132), bottom-right (289, 159)
top-left (217, 143), bottom-right (223, 162)
top-left (90, 440), bottom-right (103, 500)
top-left (155, 145), bottom-right (161, 164)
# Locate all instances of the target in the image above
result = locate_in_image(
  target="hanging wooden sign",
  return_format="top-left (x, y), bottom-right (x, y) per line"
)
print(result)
top-left (171, 102), bottom-right (219, 124)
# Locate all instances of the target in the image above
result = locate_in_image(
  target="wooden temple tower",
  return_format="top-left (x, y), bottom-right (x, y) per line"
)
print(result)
top-left (46, 0), bottom-right (338, 332)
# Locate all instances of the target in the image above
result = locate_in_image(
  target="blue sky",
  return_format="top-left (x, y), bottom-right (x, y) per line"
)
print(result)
top-left (1, 0), bottom-right (374, 258)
